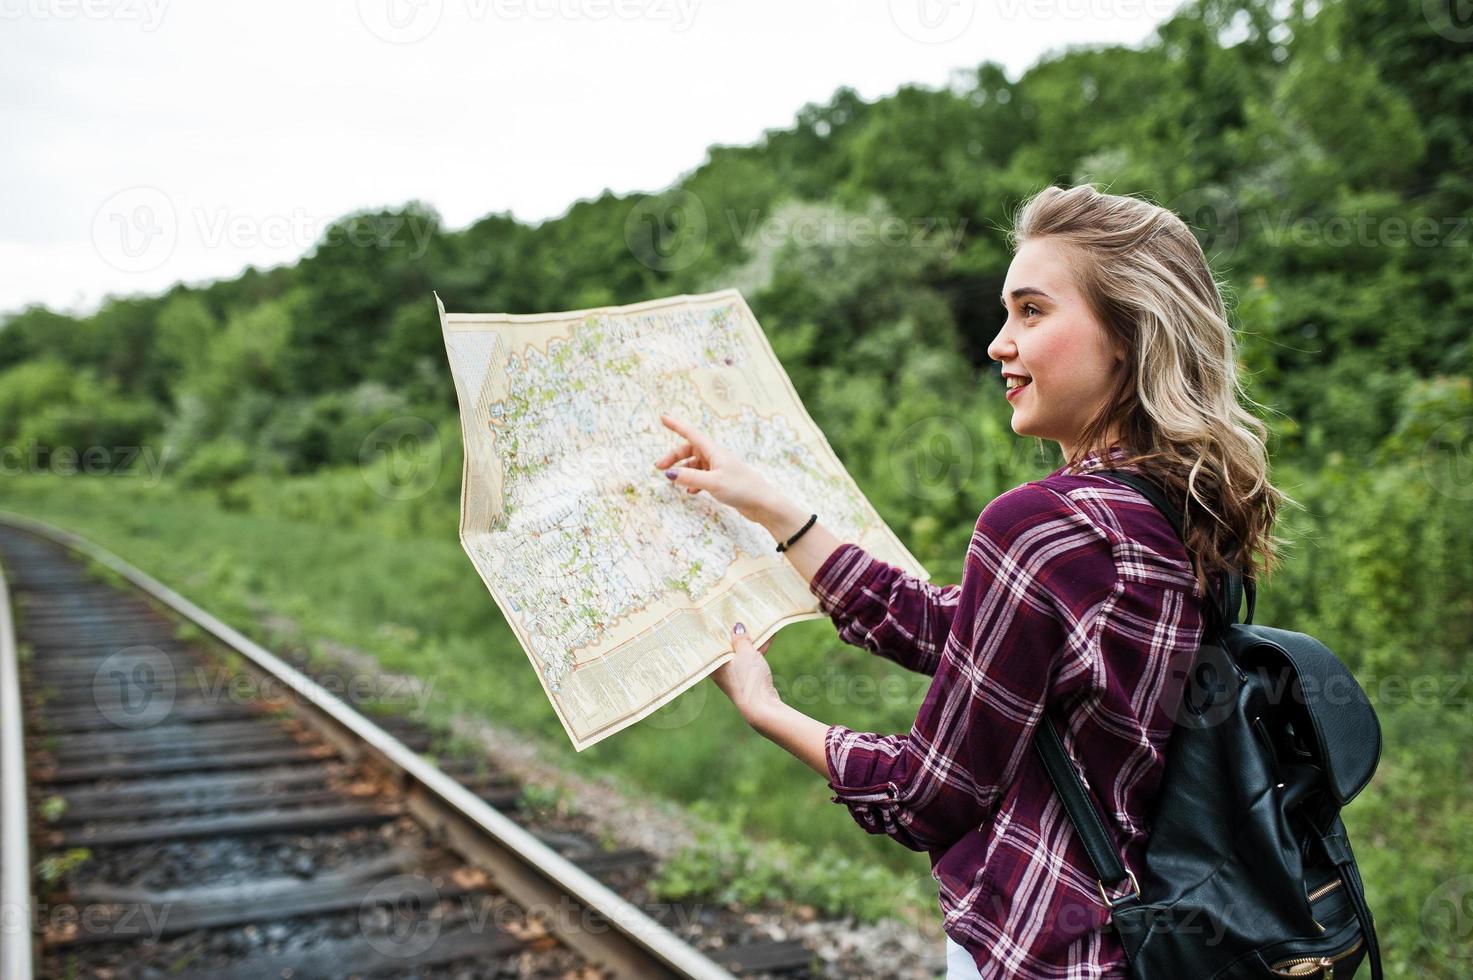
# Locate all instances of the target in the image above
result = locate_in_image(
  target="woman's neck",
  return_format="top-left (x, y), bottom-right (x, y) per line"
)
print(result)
top-left (1060, 427), bottom-right (1125, 466)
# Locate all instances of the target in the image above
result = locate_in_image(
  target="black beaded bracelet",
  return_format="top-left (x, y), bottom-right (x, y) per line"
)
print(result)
top-left (775, 513), bottom-right (818, 553)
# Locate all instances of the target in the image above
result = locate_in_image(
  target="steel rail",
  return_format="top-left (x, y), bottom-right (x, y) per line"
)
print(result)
top-left (0, 510), bottom-right (736, 980)
top-left (1, 552), bottom-right (36, 978)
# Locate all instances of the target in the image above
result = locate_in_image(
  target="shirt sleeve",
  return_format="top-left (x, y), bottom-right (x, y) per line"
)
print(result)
top-left (807, 542), bottom-right (962, 677)
top-left (822, 483), bottom-right (1120, 853)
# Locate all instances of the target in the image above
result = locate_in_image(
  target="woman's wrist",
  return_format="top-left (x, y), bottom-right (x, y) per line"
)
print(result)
top-left (747, 493), bottom-right (844, 590)
top-left (739, 687), bottom-right (786, 727)
top-left (742, 691), bottom-right (789, 733)
top-left (751, 495), bottom-right (810, 543)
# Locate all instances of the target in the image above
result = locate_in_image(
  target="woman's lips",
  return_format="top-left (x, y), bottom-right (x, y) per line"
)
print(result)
top-left (1006, 380), bottom-right (1031, 402)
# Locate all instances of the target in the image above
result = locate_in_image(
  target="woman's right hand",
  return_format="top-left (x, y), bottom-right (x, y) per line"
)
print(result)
top-left (653, 413), bottom-right (782, 523)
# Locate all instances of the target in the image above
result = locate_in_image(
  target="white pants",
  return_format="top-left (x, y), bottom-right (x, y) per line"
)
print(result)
top-left (945, 932), bottom-right (984, 979)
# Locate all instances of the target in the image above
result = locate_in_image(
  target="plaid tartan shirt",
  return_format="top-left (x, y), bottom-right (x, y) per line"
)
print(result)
top-left (809, 446), bottom-right (1206, 978)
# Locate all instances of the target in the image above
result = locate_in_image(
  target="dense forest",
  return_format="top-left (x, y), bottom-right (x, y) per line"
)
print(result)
top-left (2, 0), bottom-right (1469, 974)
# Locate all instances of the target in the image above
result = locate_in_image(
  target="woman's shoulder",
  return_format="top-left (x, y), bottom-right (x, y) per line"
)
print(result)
top-left (975, 479), bottom-right (1107, 552)
top-left (976, 446), bottom-right (1182, 548)
top-left (968, 481), bottom-right (1120, 606)
top-left (979, 480), bottom-right (1076, 529)
top-left (1029, 464), bottom-right (1200, 592)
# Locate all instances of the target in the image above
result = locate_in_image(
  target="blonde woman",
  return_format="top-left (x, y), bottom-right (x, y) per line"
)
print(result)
top-left (653, 183), bottom-right (1284, 978)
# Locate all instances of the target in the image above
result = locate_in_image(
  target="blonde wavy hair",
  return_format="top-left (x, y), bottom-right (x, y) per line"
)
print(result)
top-left (1008, 182), bottom-right (1295, 601)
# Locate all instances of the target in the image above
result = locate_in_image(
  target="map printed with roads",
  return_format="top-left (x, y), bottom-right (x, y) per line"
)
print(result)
top-left (436, 288), bottom-right (930, 750)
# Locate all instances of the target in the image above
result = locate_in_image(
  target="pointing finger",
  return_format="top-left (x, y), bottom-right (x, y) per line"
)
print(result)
top-left (660, 414), bottom-right (715, 457)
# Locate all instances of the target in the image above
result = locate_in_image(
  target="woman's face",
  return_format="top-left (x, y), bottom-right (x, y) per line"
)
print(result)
top-left (988, 237), bottom-right (1126, 459)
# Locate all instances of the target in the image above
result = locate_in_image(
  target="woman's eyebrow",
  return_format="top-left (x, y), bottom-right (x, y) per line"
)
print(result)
top-left (1000, 287), bottom-right (1054, 307)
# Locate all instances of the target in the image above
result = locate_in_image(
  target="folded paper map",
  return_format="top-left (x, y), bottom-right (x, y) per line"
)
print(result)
top-left (435, 288), bottom-right (930, 750)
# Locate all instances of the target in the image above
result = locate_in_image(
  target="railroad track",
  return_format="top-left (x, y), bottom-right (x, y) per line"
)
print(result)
top-left (0, 515), bottom-right (821, 979)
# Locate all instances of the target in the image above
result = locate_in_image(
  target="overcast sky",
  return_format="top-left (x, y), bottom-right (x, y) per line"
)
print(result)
top-left (1, 0), bottom-right (1185, 318)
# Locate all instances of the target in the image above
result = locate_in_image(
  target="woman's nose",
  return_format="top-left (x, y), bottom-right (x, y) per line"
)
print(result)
top-left (987, 325), bottom-right (1015, 363)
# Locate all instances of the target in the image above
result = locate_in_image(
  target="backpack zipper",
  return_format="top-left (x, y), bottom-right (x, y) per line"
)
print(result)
top-left (1270, 934), bottom-right (1363, 977)
top-left (1307, 878), bottom-right (1343, 903)
top-left (1307, 877), bottom-right (1343, 932)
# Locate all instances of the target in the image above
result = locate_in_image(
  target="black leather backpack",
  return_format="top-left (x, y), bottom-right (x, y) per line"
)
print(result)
top-left (1033, 469), bottom-right (1384, 979)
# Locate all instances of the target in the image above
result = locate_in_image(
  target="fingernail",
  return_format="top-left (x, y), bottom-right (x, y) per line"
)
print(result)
top-left (665, 469), bottom-right (677, 480)
top-left (733, 622), bottom-right (746, 635)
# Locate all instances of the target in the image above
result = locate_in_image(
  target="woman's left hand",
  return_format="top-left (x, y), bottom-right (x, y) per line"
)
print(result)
top-left (711, 622), bottom-right (780, 722)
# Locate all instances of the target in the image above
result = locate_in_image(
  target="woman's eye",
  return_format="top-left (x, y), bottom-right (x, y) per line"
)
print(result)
top-left (1022, 303), bottom-right (1042, 318)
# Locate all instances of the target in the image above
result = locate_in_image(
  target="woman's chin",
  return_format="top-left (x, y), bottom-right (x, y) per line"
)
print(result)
top-left (1010, 416), bottom-right (1057, 443)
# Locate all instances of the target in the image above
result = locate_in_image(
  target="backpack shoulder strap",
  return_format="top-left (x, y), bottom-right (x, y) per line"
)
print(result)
top-left (1090, 467), bottom-right (1255, 629)
top-left (1094, 467), bottom-right (1185, 536)
top-left (1034, 716), bottom-right (1135, 896)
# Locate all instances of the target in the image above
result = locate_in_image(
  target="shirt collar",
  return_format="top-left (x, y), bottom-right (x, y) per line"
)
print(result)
top-left (1052, 443), bottom-right (1133, 477)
